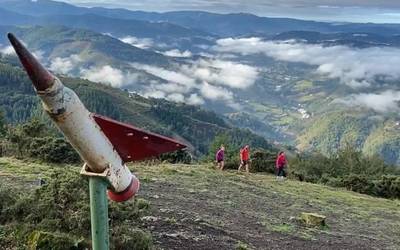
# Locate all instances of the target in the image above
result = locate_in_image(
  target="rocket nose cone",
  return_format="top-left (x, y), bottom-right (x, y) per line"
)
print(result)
top-left (7, 33), bottom-right (54, 91)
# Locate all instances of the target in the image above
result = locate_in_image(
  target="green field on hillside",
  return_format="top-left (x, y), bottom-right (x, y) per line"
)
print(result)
top-left (1, 157), bottom-right (399, 249)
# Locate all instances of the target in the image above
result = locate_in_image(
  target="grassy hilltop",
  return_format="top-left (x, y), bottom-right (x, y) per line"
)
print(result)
top-left (1, 157), bottom-right (400, 249)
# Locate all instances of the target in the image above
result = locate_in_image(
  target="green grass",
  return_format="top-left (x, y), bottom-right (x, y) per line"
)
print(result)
top-left (295, 80), bottom-right (314, 91)
top-left (2, 158), bottom-right (400, 249)
top-left (271, 223), bottom-right (295, 234)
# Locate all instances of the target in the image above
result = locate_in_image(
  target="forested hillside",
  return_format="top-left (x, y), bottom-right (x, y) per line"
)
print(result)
top-left (297, 111), bottom-right (400, 165)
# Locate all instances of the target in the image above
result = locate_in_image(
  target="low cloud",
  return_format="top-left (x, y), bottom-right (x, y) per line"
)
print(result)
top-left (119, 36), bottom-right (154, 49)
top-left (199, 81), bottom-right (233, 101)
top-left (144, 90), bottom-right (166, 99)
top-left (214, 37), bottom-right (400, 88)
top-left (132, 63), bottom-right (196, 88)
top-left (182, 59), bottom-right (258, 89)
top-left (187, 93), bottom-right (205, 105)
top-left (80, 65), bottom-right (138, 88)
top-left (132, 58), bottom-right (257, 106)
top-left (0, 43), bottom-right (44, 64)
top-left (162, 49), bottom-right (192, 58)
top-left (0, 45), bottom-right (15, 55)
top-left (166, 93), bottom-right (185, 103)
top-left (32, 50), bottom-right (45, 63)
top-left (335, 90), bottom-right (400, 113)
top-left (49, 54), bottom-right (83, 74)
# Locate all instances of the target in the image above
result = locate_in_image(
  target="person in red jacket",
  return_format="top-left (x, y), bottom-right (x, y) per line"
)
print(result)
top-left (238, 145), bottom-right (250, 173)
top-left (276, 151), bottom-right (287, 181)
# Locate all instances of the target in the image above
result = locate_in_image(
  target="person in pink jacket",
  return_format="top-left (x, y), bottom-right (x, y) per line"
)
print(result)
top-left (215, 145), bottom-right (225, 170)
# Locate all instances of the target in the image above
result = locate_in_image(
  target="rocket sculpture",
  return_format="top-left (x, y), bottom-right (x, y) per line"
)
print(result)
top-left (7, 33), bottom-right (186, 202)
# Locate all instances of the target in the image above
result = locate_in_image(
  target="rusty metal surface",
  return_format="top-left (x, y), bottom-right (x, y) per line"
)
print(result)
top-left (7, 33), bottom-right (55, 91)
top-left (93, 114), bottom-right (186, 162)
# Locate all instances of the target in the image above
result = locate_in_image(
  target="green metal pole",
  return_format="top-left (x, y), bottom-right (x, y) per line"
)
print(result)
top-left (89, 177), bottom-right (109, 250)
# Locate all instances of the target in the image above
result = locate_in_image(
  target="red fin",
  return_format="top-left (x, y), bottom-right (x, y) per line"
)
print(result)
top-left (93, 114), bottom-right (186, 162)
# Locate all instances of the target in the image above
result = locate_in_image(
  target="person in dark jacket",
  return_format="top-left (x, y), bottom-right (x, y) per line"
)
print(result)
top-left (276, 151), bottom-right (287, 181)
top-left (215, 145), bottom-right (225, 170)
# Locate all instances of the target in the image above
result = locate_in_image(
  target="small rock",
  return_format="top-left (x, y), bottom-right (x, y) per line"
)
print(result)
top-left (300, 212), bottom-right (326, 227)
top-left (166, 233), bottom-right (179, 238)
top-left (152, 195), bottom-right (160, 199)
top-left (165, 232), bottom-right (188, 239)
top-left (142, 216), bottom-right (159, 222)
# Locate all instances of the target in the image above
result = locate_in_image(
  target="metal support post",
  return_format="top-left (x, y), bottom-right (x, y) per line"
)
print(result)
top-left (89, 177), bottom-right (109, 250)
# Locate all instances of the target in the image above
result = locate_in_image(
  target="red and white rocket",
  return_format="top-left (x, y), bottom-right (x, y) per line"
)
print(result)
top-left (7, 33), bottom-right (186, 202)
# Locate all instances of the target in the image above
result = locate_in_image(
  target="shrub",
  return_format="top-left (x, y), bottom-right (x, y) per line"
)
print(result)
top-left (27, 231), bottom-right (88, 250)
top-left (250, 150), bottom-right (276, 173)
top-left (373, 175), bottom-right (400, 199)
top-left (324, 177), bottom-right (343, 187)
top-left (3, 117), bottom-right (80, 163)
top-left (1, 168), bottom-right (155, 248)
top-left (159, 149), bottom-right (192, 164)
top-left (343, 174), bottom-right (374, 195)
top-left (27, 137), bottom-right (80, 164)
top-left (111, 226), bottom-right (153, 250)
top-left (289, 146), bottom-right (400, 199)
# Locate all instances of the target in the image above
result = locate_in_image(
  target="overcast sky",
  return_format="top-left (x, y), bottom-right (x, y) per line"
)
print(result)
top-left (63, 0), bottom-right (400, 23)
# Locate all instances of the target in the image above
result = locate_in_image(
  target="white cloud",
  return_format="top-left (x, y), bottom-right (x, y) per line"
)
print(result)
top-left (119, 36), bottom-right (154, 49)
top-left (132, 63), bottom-right (196, 88)
top-left (132, 58), bottom-right (255, 106)
top-left (214, 37), bottom-right (400, 88)
top-left (187, 93), bottom-right (205, 105)
top-left (155, 82), bottom-right (192, 94)
top-left (162, 49), bottom-right (192, 58)
top-left (200, 81), bottom-right (233, 101)
top-left (0, 45), bottom-right (15, 55)
top-left (166, 93), bottom-right (185, 103)
top-left (81, 65), bottom-right (124, 87)
top-left (80, 65), bottom-right (138, 88)
top-left (143, 90), bottom-right (166, 99)
top-left (182, 59), bottom-right (258, 89)
top-left (32, 50), bottom-right (45, 63)
top-left (0, 42), bottom-right (44, 62)
top-left (140, 88), bottom-right (206, 106)
top-left (335, 90), bottom-right (400, 113)
top-left (49, 54), bottom-right (82, 74)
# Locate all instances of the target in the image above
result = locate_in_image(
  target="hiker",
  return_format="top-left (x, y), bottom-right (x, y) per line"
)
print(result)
top-left (215, 145), bottom-right (225, 170)
top-left (238, 145), bottom-right (250, 173)
top-left (276, 151), bottom-right (287, 181)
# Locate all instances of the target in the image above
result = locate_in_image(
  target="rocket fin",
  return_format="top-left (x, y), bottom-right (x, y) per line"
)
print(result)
top-left (93, 114), bottom-right (186, 162)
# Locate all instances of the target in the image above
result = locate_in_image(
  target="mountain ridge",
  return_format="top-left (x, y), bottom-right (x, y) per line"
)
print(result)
top-left (2, 0), bottom-right (400, 37)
